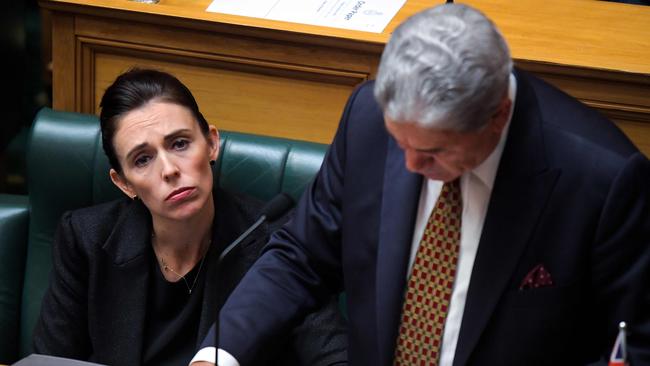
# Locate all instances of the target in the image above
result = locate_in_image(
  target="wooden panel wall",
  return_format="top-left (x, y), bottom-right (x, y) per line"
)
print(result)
top-left (43, 0), bottom-right (650, 155)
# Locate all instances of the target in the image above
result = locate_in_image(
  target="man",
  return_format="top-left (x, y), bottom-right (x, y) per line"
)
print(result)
top-left (194, 4), bottom-right (650, 365)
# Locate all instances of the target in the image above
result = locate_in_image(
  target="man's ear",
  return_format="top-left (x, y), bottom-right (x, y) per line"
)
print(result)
top-left (490, 97), bottom-right (512, 134)
top-left (110, 169), bottom-right (136, 199)
top-left (208, 125), bottom-right (220, 162)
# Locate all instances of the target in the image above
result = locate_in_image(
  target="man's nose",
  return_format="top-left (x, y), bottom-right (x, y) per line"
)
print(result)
top-left (404, 149), bottom-right (427, 172)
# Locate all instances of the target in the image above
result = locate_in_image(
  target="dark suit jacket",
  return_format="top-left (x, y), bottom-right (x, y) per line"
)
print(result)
top-left (216, 70), bottom-right (650, 366)
top-left (33, 188), bottom-right (347, 365)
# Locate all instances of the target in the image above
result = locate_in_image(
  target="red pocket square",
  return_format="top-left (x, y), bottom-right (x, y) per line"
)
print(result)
top-left (519, 264), bottom-right (554, 290)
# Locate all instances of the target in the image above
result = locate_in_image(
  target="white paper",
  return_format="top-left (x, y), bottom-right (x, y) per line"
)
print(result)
top-left (207, 0), bottom-right (406, 33)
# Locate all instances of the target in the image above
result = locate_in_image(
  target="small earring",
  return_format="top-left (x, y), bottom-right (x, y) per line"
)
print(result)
top-left (132, 195), bottom-right (139, 201)
top-left (209, 160), bottom-right (215, 166)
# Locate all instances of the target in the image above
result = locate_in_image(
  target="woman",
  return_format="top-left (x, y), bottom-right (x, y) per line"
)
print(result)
top-left (33, 69), bottom-right (347, 365)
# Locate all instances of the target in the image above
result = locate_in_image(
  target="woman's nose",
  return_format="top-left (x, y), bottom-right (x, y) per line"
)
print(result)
top-left (159, 153), bottom-right (180, 181)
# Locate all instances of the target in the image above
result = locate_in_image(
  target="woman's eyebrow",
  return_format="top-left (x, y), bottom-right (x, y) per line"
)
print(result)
top-left (125, 142), bottom-right (148, 161)
top-left (125, 129), bottom-right (193, 159)
top-left (164, 128), bottom-right (192, 142)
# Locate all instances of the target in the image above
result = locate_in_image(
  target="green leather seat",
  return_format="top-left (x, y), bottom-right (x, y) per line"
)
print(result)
top-left (0, 108), bottom-right (327, 364)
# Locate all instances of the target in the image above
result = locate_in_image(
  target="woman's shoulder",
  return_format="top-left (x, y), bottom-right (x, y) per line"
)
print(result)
top-left (216, 188), bottom-right (291, 236)
top-left (64, 198), bottom-right (134, 227)
top-left (58, 198), bottom-right (144, 251)
top-left (214, 189), bottom-right (284, 257)
top-left (217, 188), bottom-right (264, 220)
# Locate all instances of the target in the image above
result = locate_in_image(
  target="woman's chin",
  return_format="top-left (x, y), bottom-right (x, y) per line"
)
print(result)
top-left (153, 198), bottom-right (211, 223)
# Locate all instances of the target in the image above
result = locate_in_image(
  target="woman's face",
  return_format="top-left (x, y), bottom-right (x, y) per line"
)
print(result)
top-left (109, 100), bottom-right (219, 223)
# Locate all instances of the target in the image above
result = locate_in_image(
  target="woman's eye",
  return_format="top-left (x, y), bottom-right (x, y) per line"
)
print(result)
top-left (172, 139), bottom-right (189, 150)
top-left (134, 155), bottom-right (152, 168)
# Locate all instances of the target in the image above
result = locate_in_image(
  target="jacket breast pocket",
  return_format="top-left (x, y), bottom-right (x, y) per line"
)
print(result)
top-left (485, 283), bottom-right (587, 364)
top-left (506, 283), bottom-right (580, 309)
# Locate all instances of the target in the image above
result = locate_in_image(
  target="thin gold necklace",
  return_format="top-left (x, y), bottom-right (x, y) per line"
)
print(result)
top-left (160, 253), bottom-right (207, 295)
top-left (152, 233), bottom-right (211, 295)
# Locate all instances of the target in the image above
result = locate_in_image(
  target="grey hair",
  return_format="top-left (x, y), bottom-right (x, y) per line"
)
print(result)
top-left (374, 4), bottom-right (512, 131)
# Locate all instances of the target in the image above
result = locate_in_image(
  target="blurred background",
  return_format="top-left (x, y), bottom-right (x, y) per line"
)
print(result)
top-left (1, 0), bottom-right (51, 195)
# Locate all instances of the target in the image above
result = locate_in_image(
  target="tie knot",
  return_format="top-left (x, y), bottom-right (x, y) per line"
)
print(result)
top-left (440, 179), bottom-right (461, 207)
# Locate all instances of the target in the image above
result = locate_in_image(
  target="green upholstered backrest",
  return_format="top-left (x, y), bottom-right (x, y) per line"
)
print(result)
top-left (0, 194), bottom-right (30, 363)
top-left (19, 108), bottom-right (327, 357)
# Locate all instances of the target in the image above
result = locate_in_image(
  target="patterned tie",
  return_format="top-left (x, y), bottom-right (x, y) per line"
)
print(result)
top-left (394, 179), bottom-right (462, 365)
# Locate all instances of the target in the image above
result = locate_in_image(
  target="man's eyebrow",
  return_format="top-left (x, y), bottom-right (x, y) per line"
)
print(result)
top-left (415, 147), bottom-right (444, 154)
top-left (394, 139), bottom-right (444, 154)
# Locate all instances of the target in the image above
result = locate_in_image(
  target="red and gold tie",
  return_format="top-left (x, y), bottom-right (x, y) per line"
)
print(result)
top-left (394, 179), bottom-right (462, 365)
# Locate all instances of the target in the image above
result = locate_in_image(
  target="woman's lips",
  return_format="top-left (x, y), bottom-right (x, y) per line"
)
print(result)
top-left (166, 187), bottom-right (195, 202)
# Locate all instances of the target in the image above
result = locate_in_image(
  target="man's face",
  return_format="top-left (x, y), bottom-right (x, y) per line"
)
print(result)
top-left (384, 100), bottom-right (510, 182)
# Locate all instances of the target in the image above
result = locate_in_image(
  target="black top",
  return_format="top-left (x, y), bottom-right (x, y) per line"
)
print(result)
top-left (143, 245), bottom-right (208, 366)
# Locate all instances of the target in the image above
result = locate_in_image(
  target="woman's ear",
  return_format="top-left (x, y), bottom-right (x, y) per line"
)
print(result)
top-left (208, 125), bottom-right (220, 162)
top-left (110, 169), bottom-right (137, 199)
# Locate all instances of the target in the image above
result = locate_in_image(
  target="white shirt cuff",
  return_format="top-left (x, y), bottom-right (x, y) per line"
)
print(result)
top-left (189, 347), bottom-right (240, 366)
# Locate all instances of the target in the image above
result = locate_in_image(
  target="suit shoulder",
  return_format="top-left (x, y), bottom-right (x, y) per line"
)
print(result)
top-left (338, 80), bottom-right (389, 154)
top-left (345, 81), bottom-right (383, 128)
top-left (518, 70), bottom-right (637, 158)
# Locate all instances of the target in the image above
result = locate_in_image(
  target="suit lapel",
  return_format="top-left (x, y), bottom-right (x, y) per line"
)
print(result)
top-left (453, 71), bottom-right (561, 366)
top-left (99, 200), bottom-right (151, 365)
top-left (376, 136), bottom-right (423, 366)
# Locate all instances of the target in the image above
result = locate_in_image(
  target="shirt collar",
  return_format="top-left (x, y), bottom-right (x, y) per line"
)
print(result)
top-left (470, 73), bottom-right (517, 191)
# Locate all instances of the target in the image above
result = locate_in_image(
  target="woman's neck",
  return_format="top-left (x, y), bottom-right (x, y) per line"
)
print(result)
top-left (151, 195), bottom-right (215, 273)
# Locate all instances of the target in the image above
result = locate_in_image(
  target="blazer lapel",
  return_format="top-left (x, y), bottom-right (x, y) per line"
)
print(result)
top-left (197, 242), bottom-right (220, 346)
top-left (375, 136), bottom-right (423, 366)
top-left (453, 71), bottom-right (561, 366)
top-left (197, 189), bottom-right (231, 345)
top-left (196, 188), bottom-right (259, 347)
top-left (99, 200), bottom-right (151, 365)
top-left (196, 232), bottom-right (252, 348)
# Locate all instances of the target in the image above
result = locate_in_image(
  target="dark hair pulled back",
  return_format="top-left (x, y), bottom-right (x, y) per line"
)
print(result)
top-left (99, 68), bottom-right (210, 173)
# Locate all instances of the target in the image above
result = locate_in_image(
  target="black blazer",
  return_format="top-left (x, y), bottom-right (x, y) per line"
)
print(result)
top-left (215, 70), bottom-right (650, 365)
top-left (33, 188), bottom-right (347, 365)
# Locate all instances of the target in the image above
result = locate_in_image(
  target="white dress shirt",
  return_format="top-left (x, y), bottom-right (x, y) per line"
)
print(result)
top-left (190, 74), bottom-right (516, 366)
top-left (190, 347), bottom-right (237, 366)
